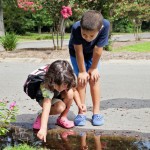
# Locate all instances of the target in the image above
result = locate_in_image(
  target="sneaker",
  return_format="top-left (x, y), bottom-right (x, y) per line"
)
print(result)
top-left (92, 114), bottom-right (104, 126)
top-left (74, 114), bottom-right (86, 126)
top-left (33, 115), bottom-right (41, 130)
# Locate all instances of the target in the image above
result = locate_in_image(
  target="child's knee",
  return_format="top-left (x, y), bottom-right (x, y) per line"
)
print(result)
top-left (66, 89), bottom-right (74, 100)
top-left (77, 84), bottom-right (87, 90)
top-left (55, 101), bottom-right (66, 114)
top-left (89, 79), bottom-right (99, 86)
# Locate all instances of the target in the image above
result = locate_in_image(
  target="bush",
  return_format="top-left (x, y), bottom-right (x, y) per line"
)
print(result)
top-left (0, 100), bottom-right (18, 136)
top-left (0, 33), bottom-right (18, 51)
top-left (113, 18), bottom-right (134, 33)
top-left (104, 39), bottom-right (112, 51)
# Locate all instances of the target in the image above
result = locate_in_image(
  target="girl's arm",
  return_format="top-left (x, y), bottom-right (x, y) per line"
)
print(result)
top-left (37, 98), bottom-right (51, 142)
top-left (73, 88), bottom-right (86, 113)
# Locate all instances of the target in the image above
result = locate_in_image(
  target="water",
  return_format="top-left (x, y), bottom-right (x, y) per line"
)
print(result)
top-left (0, 127), bottom-right (150, 150)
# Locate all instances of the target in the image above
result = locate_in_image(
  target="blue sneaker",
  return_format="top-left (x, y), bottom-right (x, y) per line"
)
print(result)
top-left (74, 114), bottom-right (86, 126)
top-left (92, 114), bottom-right (104, 126)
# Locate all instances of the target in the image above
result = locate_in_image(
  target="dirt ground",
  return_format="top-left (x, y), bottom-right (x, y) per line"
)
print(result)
top-left (0, 40), bottom-right (150, 60)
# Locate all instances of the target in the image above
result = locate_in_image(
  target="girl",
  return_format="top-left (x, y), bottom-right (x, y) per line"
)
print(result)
top-left (32, 60), bottom-right (85, 142)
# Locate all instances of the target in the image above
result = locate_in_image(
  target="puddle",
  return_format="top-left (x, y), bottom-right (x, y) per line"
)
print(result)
top-left (0, 127), bottom-right (150, 150)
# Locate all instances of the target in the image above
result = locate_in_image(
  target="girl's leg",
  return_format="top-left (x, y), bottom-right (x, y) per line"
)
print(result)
top-left (33, 91), bottom-right (66, 130)
top-left (39, 98), bottom-right (66, 115)
top-left (56, 89), bottom-right (75, 128)
top-left (50, 100), bottom-right (66, 115)
top-left (60, 89), bottom-right (74, 118)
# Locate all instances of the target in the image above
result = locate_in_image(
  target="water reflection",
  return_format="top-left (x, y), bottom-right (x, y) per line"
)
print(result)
top-left (0, 127), bottom-right (150, 150)
top-left (78, 132), bottom-right (102, 150)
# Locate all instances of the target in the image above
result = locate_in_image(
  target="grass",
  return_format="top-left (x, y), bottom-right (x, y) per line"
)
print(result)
top-left (3, 144), bottom-right (43, 150)
top-left (113, 42), bottom-right (150, 52)
top-left (17, 32), bottom-right (70, 42)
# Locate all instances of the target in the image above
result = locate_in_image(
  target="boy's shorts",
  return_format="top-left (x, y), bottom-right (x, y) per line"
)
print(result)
top-left (70, 56), bottom-right (101, 76)
top-left (36, 89), bottom-right (62, 106)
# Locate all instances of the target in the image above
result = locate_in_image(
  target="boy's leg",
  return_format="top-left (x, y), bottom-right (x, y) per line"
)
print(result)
top-left (70, 56), bottom-right (87, 109)
top-left (70, 56), bottom-right (87, 126)
top-left (87, 59), bottom-right (104, 126)
top-left (89, 78), bottom-right (100, 114)
top-left (86, 58), bottom-right (101, 114)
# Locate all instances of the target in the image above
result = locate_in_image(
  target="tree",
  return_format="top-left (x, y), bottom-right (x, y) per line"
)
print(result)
top-left (3, 0), bottom-right (34, 34)
top-left (103, 0), bottom-right (150, 40)
top-left (0, 0), bottom-right (4, 36)
top-left (42, 0), bottom-right (73, 50)
top-left (31, 9), bottom-right (53, 34)
top-left (16, 0), bottom-right (73, 49)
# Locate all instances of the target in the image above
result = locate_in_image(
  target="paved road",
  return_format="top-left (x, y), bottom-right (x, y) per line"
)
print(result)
top-left (0, 58), bottom-right (150, 138)
top-left (0, 32), bottom-right (149, 51)
top-left (16, 32), bottom-right (150, 49)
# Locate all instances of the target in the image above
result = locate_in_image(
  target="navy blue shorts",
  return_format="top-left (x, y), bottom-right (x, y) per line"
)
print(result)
top-left (70, 56), bottom-right (101, 76)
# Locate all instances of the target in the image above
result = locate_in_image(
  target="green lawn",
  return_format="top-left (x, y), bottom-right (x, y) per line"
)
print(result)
top-left (17, 32), bottom-right (70, 42)
top-left (4, 144), bottom-right (39, 150)
top-left (114, 42), bottom-right (150, 52)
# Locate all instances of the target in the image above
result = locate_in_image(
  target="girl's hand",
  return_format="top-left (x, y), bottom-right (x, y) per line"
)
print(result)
top-left (88, 68), bottom-right (100, 83)
top-left (37, 128), bottom-right (47, 142)
top-left (78, 104), bottom-right (87, 114)
top-left (78, 72), bottom-right (89, 86)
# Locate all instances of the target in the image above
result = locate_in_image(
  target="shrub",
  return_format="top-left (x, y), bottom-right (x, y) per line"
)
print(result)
top-left (0, 100), bottom-right (18, 135)
top-left (0, 33), bottom-right (18, 51)
top-left (104, 39), bottom-right (112, 51)
top-left (113, 18), bottom-right (134, 33)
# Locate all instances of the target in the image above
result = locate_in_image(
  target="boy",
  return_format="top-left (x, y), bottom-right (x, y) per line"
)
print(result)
top-left (69, 10), bottom-right (110, 126)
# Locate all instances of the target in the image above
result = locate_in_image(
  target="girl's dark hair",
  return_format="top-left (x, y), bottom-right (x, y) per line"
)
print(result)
top-left (81, 10), bottom-right (103, 31)
top-left (44, 60), bottom-right (76, 90)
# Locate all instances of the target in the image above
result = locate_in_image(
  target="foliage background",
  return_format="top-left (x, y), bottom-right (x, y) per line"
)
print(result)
top-left (1, 0), bottom-right (149, 35)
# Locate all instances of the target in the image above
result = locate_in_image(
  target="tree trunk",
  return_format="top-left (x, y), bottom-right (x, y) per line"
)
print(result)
top-left (38, 25), bottom-right (41, 34)
top-left (0, 0), bottom-right (5, 36)
top-left (60, 18), bottom-right (65, 50)
top-left (52, 27), bottom-right (56, 50)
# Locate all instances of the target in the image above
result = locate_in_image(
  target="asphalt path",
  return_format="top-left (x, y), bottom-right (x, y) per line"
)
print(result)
top-left (0, 58), bottom-right (150, 138)
top-left (0, 32), bottom-right (150, 51)
top-left (16, 32), bottom-right (150, 49)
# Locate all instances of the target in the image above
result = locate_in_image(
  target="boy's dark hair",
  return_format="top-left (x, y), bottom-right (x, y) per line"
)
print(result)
top-left (45, 60), bottom-right (76, 90)
top-left (81, 10), bottom-right (103, 31)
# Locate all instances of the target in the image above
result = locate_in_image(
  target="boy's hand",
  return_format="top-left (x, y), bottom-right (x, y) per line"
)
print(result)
top-left (78, 103), bottom-right (87, 113)
top-left (88, 68), bottom-right (100, 83)
top-left (78, 72), bottom-right (89, 86)
top-left (37, 128), bottom-right (47, 142)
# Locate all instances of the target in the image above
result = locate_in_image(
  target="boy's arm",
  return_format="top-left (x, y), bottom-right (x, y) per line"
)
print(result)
top-left (74, 45), bottom-right (89, 85)
top-left (91, 46), bottom-right (103, 69)
top-left (74, 45), bottom-right (86, 72)
top-left (37, 98), bottom-right (51, 142)
top-left (88, 46), bottom-right (103, 82)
